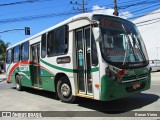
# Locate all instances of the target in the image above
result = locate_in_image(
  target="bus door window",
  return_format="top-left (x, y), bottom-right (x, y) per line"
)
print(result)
top-left (76, 27), bottom-right (94, 94)
top-left (32, 46), bottom-right (36, 63)
top-left (76, 30), bottom-right (85, 92)
top-left (85, 28), bottom-right (92, 93)
top-left (31, 44), bottom-right (41, 87)
top-left (37, 45), bottom-right (40, 63)
top-left (32, 45), bottom-right (40, 63)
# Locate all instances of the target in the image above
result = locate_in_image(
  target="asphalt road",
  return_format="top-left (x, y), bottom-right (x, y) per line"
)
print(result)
top-left (0, 72), bottom-right (159, 119)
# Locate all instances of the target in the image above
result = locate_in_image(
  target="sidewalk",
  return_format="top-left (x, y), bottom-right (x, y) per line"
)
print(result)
top-left (0, 72), bottom-right (6, 82)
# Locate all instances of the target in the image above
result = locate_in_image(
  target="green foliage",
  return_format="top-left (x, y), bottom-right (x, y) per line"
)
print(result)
top-left (0, 39), bottom-right (10, 61)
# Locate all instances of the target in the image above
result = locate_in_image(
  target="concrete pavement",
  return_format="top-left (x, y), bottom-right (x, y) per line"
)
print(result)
top-left (0, 72), bottom-right (6, 82)
top-left (0, 72), bottom-right (159, 120)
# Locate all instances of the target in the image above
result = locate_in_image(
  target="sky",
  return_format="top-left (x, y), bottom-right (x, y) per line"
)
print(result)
top-left (0, 0), bottom-right (160, 46)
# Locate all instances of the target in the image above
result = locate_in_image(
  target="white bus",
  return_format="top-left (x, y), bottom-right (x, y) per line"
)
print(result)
top-left (6, 13), bottom-right (151, 103)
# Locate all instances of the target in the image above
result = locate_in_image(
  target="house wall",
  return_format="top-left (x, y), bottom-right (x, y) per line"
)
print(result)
top-left (132, 9), bottom-right (160, 60)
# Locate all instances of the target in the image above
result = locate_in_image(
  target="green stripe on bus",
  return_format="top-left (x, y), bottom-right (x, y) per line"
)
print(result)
top-left (40, 59), bottom-right (77, 73)
top-left (91, 67), bottom-right (99, 72)
top-left (40, 59), bottom-right (99, 73)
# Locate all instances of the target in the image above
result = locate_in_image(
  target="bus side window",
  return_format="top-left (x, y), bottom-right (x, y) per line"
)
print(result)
top-left (47, 30), bottom-right (54, 57)
top-left (21, 42), bottom-right (29, 61)
top-left (64, 25), bottom-right (69, 53)
top-left (47, 25), bottom-right (69, 57)
top-left (41, 34), bottom-right (47, 58)
top-left (91, 32), bottom-right (98, 66)
top-left (6, 49), bottom-right (12, 64)
top-left (13, 45), bottom-right (20, 63)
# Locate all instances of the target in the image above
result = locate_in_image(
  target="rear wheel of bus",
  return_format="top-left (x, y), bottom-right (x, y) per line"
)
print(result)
top-left (15, 75), bottom-right (23, 91)
top-left (57, 76), bottom-right (76, 103)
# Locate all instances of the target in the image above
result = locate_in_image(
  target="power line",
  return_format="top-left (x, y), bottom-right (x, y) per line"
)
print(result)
top-left (118, 0), bottom-right (154, 10)
top-left (119, 0), bottom-right (160, 10)
top-left (70, 0), bottom-right (87, 13)
top-left (0, 11), bottom-right (81, 24)
top-left (57, 3), bottom-right (71, 22)
top-left (135, 17), bottom-right (160, 24)
top-left (0, 0), bottom-right (50, 7)
top-left (122, 3), bottom-right (160, 19)
top-left (129, 8), bottom-right (160, 20)
top-left (137, 19), bottom-right (160, 27)
top-left (0, 0), bottom-right (159, 27)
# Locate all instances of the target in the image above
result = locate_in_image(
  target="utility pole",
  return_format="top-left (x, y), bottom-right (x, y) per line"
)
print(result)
top-left (113, 0), bottom-right (119, 16)
top-left (70, 0), bottom-right (87, 13)
top-left (82, 0), bottom-right (85, 13)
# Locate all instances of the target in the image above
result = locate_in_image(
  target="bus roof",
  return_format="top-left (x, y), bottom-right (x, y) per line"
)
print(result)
top-left (7, 12), bottom-right (122, 50)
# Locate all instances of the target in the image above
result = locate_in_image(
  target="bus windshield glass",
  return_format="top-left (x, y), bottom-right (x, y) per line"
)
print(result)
top-left (93, 15), bottom-right (149, 68)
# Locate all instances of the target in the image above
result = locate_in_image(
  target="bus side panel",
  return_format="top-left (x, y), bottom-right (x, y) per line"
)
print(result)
top-left (6, 63), bottom-right (17, 84)
top-left (11, 64), bottom-right (19, 83)
top-left (40, 65), bottom-right (55, 92)
top-left (41, 76), bottom-right (55, 92)
top-left (19, 64), bottom-right (32, 87)
top-left (6, 63), bottom-right (14, 83)
top-left (40, 55), bottom-right (75, 93)
top-left (6, 63), bottom-right (11, 82)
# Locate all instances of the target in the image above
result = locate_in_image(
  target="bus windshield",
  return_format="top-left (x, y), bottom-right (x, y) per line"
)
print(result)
top-left (93, 15), bottom-right (149, 68)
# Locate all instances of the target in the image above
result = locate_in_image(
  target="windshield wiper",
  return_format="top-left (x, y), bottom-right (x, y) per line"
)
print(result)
top-left (122, 24), bottom-right (130, 65)
top-left (132, 35), bottom-right (146, 61)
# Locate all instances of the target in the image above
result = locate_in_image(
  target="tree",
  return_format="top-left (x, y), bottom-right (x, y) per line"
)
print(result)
top-left (0, 39), bottom-right (10, 61)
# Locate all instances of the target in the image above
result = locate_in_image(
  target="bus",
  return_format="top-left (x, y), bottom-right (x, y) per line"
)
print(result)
top-left (6, 13), bottom-right (151, 103)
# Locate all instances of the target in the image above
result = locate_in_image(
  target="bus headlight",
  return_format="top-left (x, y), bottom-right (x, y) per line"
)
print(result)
top-left (105, 67), bottom-right (121, 82)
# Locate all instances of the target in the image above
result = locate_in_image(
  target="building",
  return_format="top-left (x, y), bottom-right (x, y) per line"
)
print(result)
top-left (132, 9), bottom-right (160, 60)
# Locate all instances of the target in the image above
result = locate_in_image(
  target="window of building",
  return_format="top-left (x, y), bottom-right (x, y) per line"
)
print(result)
top-left (6, 49), bottom-right (12, 64)
top-left (21, 42), bottom-right (29, 61)
top-left (41, 34), bottom-right (47, 58)
top-left (47, 25), bottom-right (69, 57)
top-left (13, 45), bottom-right (20, 63)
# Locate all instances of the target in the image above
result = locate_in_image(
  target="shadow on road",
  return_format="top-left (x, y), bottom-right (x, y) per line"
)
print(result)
top-left (11, 87), bottom-right (159, 114)
top-left (77, 93), bottom-right (159, 114)
top-left (12, 87), bottom-right (58, 99)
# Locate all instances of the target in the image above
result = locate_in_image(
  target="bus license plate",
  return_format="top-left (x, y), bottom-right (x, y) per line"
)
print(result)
top-left (133, 83), bottom-right (140, 89)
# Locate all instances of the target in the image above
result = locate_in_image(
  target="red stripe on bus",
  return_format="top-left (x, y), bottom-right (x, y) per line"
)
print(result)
top-left (7, 61), bottom-right (53, 82)
top-left (8, 61), bottom-right (30, 82)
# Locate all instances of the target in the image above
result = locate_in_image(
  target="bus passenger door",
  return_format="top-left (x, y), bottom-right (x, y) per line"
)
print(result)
top-left (76, 27), bottom-right (93, 95)
top-left (31, 44), bottom-right (42, 88)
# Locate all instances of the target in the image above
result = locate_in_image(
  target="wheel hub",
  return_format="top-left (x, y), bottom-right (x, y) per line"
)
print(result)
top-left (61, 83), bottom-right (71, 97)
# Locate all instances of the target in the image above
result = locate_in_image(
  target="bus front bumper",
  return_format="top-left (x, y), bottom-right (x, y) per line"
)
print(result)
top-left (100, 75), bottom-right (151, 101)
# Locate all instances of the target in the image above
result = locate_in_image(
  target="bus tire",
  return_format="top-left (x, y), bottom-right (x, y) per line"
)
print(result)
top-left (57, 76), bottom-right (76, 103)
top-left (15, 75), bottom-right (23, 91)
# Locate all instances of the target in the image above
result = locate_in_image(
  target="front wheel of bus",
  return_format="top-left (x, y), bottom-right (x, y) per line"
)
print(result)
top-left (57, 76), bottom-right (76, 103)
top-left (15, 75), bottom-right (23, 91)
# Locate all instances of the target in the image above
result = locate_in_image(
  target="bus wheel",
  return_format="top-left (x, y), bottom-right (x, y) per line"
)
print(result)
top-left (57, 76), bottom-right (76, 103)
top-left (15, 75), bottom-right (23, 91)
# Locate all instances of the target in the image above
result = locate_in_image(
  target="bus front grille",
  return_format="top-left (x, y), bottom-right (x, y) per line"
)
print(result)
top-left (122, 74), bottom-right (148, 83)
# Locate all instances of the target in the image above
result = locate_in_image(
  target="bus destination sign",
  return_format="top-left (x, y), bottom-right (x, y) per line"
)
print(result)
top-left (99, 18), bottom-right (131, 32)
